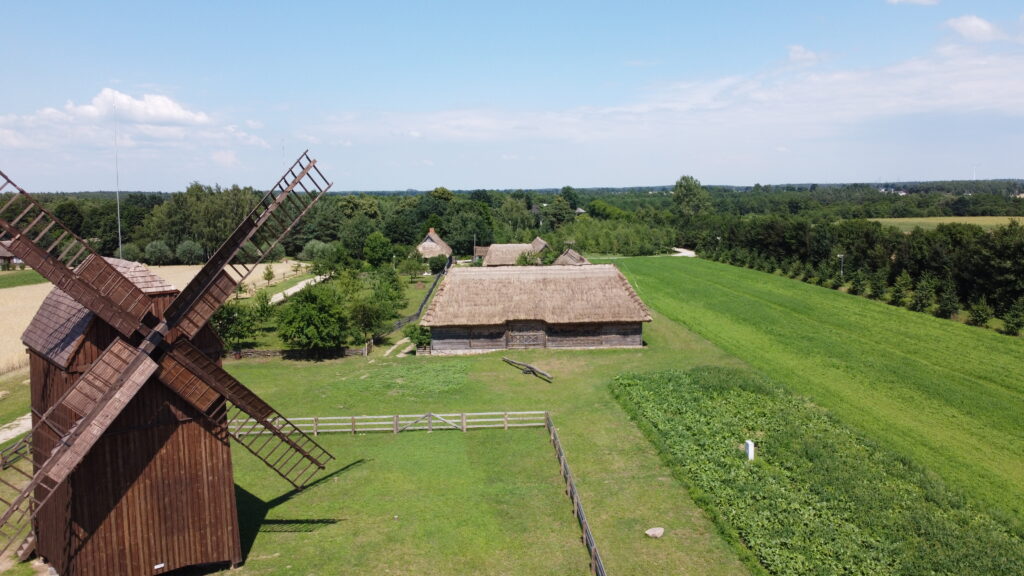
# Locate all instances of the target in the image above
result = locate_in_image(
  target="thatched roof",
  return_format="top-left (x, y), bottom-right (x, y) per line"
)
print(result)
top-left (417, 228), bottom-right (452, 259)
top-left (473, 246), bottom-right (489, 258)
top-left (421, 264), bottom-right (651, 326)
top-left (553, 248), bottom-right (589, 266)
top-left (481, 237), bottom-right (549, 266)
top-left (22, 258), bottom-right (177, 369)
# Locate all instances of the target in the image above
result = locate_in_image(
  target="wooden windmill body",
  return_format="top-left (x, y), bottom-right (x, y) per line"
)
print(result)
top-left (24, 260), bottom-right (239, 575)
top-left (0, 152), bottom-right (335, 576)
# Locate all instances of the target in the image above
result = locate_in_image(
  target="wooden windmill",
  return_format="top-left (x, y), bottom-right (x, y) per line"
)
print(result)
top-left (0, 152), bottom-right (335, 575)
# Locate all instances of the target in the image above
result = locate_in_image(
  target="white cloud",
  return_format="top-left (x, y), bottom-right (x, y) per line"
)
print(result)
top-left (211, 150), bottom-right (239, 167)
top-left (788, 45), bottom-right (820, 64)
top-left (887, 0), bottom-right (939, 5)
top-left (0, 88), bottom-right (266, 152)
top-left (946, 15), bottom-right (1004, 42)
top-left (64, 88), bottom-right (210, 125)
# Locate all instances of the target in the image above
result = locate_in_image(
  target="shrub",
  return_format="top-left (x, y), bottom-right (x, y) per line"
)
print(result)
top-left (277, 283), bottom-right (349, 352)
top-left (403, 323), bottom-right (432, 348)
top-left (253, 289), bottom-right (273, 322)
top-left (210, 301), bottom-right (258, 352)
top-left (175, 240), bottom-right (205, 265)
top-left (398, 257), bottom-right (426, 278)
top-left (968, 298), bottom-right (994, 327)
top-left (120, 242), bottom-right (143, 262)
top-left (889, 270), bottom-right (913, 307)
top-left (299, 239), bottom-right (328, 262)
top-left (427, 254), bottom-right (449, 274)
top-left (144, 240), bottom-right (174, 265)
top-left (1002, 297), bottom-right (1024, 336)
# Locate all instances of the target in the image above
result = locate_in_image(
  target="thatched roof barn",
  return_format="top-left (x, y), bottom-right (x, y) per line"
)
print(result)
top-left (481, 236), bottom-right (549, 266)
top-left (421, 264), bottom-right (651, 354)
top-left (553, 248), bottom-right (589, 266)
top-left (416, 228), bottom-right (453, 259)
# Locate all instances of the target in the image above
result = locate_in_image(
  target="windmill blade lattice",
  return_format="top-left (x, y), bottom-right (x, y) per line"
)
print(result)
top-left (0, 339), bottom-right (157, 555)
top-left (164, 151), bottom-right (332, 339)
top-left (163, 341), bottom-right (333, 488)
top-left (0, 172), bottom-right (155, 339)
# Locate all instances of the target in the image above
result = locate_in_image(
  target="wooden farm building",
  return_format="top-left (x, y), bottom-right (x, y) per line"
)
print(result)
top-left (552, 248), bottom-right (589, 266)
top-left (0, 240), bottom-right (17, 268)
top-left (21, 258), bottom-right (240, 576)
top-left (416, 227), bottom-right (452, 259)
top-left (421, 264), bottom-right (651, 354)
top-left (481, 236), bottom-right (549, 266)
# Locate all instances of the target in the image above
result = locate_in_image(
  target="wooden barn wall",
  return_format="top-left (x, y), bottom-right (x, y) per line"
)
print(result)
top-left (430, 322), bottom-right (643, 352)
top-left (546, 323), bottom-right (604, 348)
top-left (32, 293), bottom-right (239, 576)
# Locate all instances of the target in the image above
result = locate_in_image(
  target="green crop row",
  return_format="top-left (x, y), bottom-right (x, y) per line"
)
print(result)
top-left (613, 367), bottom-right (1024, 576)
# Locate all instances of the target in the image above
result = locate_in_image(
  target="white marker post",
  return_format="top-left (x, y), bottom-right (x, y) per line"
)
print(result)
top-left (745, 440), bottom-right (756, 461)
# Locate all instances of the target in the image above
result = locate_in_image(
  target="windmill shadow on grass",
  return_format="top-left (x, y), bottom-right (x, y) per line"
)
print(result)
top-left (172, 459), bottom-right (367, 576)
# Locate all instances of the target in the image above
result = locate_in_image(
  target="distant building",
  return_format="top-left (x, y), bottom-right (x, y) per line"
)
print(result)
top-left (481, 237), bottom-right (549, 266)
top-left (416, 228), bottom-right (453, 259)
top-left (0, 240), bottom-right (21, 269)
top-left (421, 265), bottom-right (651, 354)
top-left (552, 248), bottom-right (589, 266)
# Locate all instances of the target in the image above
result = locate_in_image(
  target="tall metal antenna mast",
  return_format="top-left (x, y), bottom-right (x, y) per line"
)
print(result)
top-left (114, 97), bottom-right (123, 258)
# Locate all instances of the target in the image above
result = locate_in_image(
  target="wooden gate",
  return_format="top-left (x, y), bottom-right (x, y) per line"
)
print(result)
top-left (507, 322), bottom-right (546, 349)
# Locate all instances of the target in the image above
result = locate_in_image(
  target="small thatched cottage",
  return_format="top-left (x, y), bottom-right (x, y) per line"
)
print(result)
top-left (0, 240), bottom-right (18, 269)
top-left (421, 264), bottom-right (651, 354)
top-left (481, 237), bottom-right (549, 266)
top-left (416, 228), bottom-right (452, 259)
top-left (553, 248), bottom-right (589, 266)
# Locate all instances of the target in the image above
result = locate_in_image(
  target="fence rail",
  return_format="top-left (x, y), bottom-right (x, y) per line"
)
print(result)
top-left (545, 413), bottom-right (607, 576)
top-left (232, 411), bottom-right (547, 436)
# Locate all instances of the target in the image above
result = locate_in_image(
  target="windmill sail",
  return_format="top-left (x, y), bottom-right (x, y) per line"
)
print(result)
top-left (164, 151), bottom-right (332, 339)
top-left (0, 172), bottom-right (155, 338)
top-left (163, 341), bottom-right (332, 488)
top-left (0, 339), bottom-right (156, 554)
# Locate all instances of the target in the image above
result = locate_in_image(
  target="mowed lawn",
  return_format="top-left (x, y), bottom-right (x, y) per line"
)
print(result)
top-left (220, 312), bottom-right (751, 576)
top-left (871, 215), bottom-right (1022, 232)
top-left (613, 256), bottom-right (1024, 532)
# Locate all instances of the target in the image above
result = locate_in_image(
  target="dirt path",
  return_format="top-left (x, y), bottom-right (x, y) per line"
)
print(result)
top-left (383, 337), bottom-right (410, 357)
top-left (0, 414), bottom-right (31, 444)
top-left (270, 275), bottom-right (327, 305)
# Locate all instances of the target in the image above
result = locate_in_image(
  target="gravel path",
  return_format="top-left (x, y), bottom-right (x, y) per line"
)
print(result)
top-left (270, 275), bottom-right (327, 304)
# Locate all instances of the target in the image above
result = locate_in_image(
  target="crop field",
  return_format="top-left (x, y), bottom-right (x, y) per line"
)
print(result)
top-left (870, 215), bottom-right (1022, 232)
top-left (612, 256), bottom-right (1024, 533)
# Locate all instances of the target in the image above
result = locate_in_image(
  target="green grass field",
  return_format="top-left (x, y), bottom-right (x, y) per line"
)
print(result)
top-left (870, 216), bottom-right (1022, 232)
top-left (0, 270), bottom-right (46, 289)
top-left (613, 256), bottom-right (1024, 532)
top-left (219, 315), bottom-right (751, 575)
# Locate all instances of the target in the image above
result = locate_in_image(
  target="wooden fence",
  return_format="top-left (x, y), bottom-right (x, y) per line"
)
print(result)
top-left (232, 411), bottom-right (547, 436)
top-left (230, 408), bottom-right (607, 575)
top-left (545, 413), bottom-right (606, 576)
top-left (389, 256), bottom-right (452, 333)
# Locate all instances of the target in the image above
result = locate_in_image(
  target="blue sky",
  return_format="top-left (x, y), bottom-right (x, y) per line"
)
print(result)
top-left (3, 1), bottom-right (1024, 191)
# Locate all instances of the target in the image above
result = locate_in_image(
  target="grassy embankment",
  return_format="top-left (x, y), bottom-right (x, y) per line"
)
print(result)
top-left (871, 215), bottom-right (1022, 232)
top-left (613, 256), bottom-right (1024, 533)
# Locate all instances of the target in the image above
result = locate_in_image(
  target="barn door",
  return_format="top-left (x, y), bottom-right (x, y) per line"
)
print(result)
top-left (507, 322), bottom-right (546, 348)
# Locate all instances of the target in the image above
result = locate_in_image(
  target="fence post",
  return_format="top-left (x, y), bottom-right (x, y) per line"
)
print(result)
top-left (393, 414), bottom-right (399, 434)
top-left (313, 416), bottom-right (319, 436)
top-left (461, 413), bottom-right (467, 432)
top-left (428, 413), bottom-right (433, 432)
top-left (504, 412), bottom-right (509, 430)
top-left (351, 415), bottom-right (356, 435)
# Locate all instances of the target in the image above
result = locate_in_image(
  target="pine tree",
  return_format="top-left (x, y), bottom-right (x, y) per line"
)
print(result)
top-left (968, 298), bottom-right (994, 327)
top-left (935, 277), bottom-right (961, 319)
top-left (889, 270), bottom-right (913, 307)
top-left (909, 274), bottom-right (936, 313)
top-left (1002, 297), bottom-right (1024, 336)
